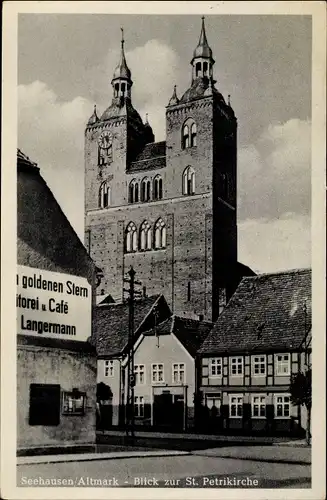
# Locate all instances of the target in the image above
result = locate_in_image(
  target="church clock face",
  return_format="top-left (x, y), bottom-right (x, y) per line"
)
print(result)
top-left (98, 131), bottom-right (113, 168)
top-left (98, 131), bottom-right (113, 150)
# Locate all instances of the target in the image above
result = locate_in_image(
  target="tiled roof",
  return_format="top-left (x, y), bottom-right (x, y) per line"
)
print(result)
top-left (92, 295), bottom-right (169, 357)
top-left (17, 334), bottom-right (96, 353)
top-left (143, 315), bottom-right (213, 357)
top-left (199, 269), bottom-right (312, 355)
top-left (129, 141), bottom-right (166, 172)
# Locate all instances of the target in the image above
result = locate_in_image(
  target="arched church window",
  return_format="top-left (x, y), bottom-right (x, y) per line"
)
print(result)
top-left (125, 222), bottom-right (137, 253)
top-left (153, 175), bottom-right (163, 200)
top-left (154, 218), bottom-right (166, 249)
top-left (182, 125), bottom-right (189, 149)
top-left (196, 61), bottom-right (201, 77)
top-left (141, 177), bottom-right (151, 202)
top-left (99, 181), bottom-right (111, 208)
top-left (114, 83), bottom-right (119, 98)
top-left (190, 123), bottom-right (197, 147)
top-left (139, 221), bottom-right (152, 251)
top-left (203, 61), bottom-right (208, 76)
top-left (129, 179), bottom-right (139, 204)
top-left (182, 119), bottom-right (197, 149)
top-left (182, 166), bottom-right (195, 196)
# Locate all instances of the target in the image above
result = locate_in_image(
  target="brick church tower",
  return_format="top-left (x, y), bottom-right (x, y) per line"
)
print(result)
top-left (85, 19), bottom-right (242, 322)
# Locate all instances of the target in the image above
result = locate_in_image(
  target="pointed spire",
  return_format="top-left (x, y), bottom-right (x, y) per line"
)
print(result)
top-left (168, 84), bottom-right (179, 106)
top-left (192, 16), bottom-right (213, 61)
top-left (112, 26), bottom-right (131, 81)
top-left (87, 103), bottom-right (99, 125)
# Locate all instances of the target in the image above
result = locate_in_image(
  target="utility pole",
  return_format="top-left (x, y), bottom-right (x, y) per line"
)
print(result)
top-left (123, 267), bottom-right (142, 440)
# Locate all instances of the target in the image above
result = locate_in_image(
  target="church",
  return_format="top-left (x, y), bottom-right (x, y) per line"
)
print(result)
top-left (84, 18), bottom-right (253, 322)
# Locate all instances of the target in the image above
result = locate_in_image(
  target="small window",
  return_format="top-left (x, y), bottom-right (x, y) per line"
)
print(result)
top-left (121, 82), bottom-right (126, 94)
top-left (190, 123), bottom-right (197, 147)
top-left (251, 395), bottom-right (266, 418)
top-left (182, 119), bottom-right (197, 149)
top-left (210, 358), bottom-right (222, 377)
top-left (134, 396), bottom-right (144, 417)
top-left (152, 363), bottom-right (164, 383)
top-left (114, 83), bottom-right (119, 97)
top-left (229, 394), bottom-right (243, 418)
top-left (275, 354), bottom-right (290, 376)
top-left (154, 218), bottom-right (166, 249)
top-left (62, 390), bottom-right (86, 416)
top-left (29, 384), bottom-right (61, 426)
top-left (182, 124), bottom-right (189, 149)
top-left (203, 61), bottom-right (208, 76)
top-left (196, 61), bottom-right (201, 77)
top-left (125, 222), bottom-right (137, 253)
top-left (172, 363), bottom-right (185, 384)
top-left (141, 178), bottom-right (151, 202)
top-left (129, 179), bottom-right (139, 204)
top-left (187, 281), bottom-right (191, 301)
top-left (104, 360), bottom-right (114, 377)
top-left (252, 355), bottom-right (266, 376)
top-left (99, 181), bottom-right (111, 208)
top-left (230, 357), bottom-right (243, 376)
top-left (274, 394), bottom-right (290, 418)
top-left (182, 166), bottom-right (195, 195)
top-left (134, 365), bottom-right (145, 385)
top-left (205, 393), bottom-right (222, 415)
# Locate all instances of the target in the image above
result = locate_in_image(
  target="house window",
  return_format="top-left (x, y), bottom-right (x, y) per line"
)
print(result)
top-left (275, 354), bottom-right (290, 376)
top-left (172, 363), bottom-right (185, 384)
top-left (134, 396), bottom-right (144, 417)
top-left (251, 395), bottom-right (266, 418)
top-left (154, 218), bottom-right (166, 249)
top-left (125, 222), bottom-right (137, 253)
top-left (152, 363), bottom-right (164, 383)
top-left (62, 390), bottom-right (86, 416)
top-left (104, 360), bottom-right (114, 377)
top-left (99, 181), bottom-right (111, 208)
top-left (134, 364), bottom-right (145, 385)
top-left (230, 357), bottom-right (243, 376)
top-left (153, 175), bottom-right (163, 200)
top-left (274, 394), bottom-right (290, 418)
top-left (139, 220), bottom-right (152, 251)
top-left (182, 166), bottom-right (195, 195)
top-left (229, 394), bottom-right (243, 418)
top-left (252, 355), bottom-right (266, 376)
top-left (205, 393), bottom-right (222, 415)
top-left (29, 384), bottom-right (61, 426)
top-left (141, 177), bottom-right (151, 202)
top-left (129, 179), bottom-right (139, 203)
top-left (210, 358), bottom-right (222, 377)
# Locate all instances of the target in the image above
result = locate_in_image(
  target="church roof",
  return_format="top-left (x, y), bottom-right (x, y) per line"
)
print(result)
top-left (129, 141), bottom-right (166, 172)
top-left (180, 78), bottom-right (225, 104)
top-left (192, 17), bottom-right (213, 62)
top-left (17, 149), bottom-right (39, 172)
top-left (199, 269), bottom-right (312, 356)
top-left (112, 30), bottom-right (132, 81)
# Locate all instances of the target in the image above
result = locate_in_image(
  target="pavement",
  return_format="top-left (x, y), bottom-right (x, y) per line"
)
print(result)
top-left (17, 442), bottom-right (310, 466)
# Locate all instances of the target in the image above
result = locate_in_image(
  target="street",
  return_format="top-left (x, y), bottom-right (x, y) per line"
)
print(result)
top-left (17, 453), bottom-right (311, 489)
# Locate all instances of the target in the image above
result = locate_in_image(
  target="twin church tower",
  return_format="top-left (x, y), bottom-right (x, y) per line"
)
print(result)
top-left (84, 18), bottom-right (243, 322)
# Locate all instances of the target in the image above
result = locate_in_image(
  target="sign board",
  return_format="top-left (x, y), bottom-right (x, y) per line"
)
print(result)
top-left (16, 265), bottom-right (92, 341)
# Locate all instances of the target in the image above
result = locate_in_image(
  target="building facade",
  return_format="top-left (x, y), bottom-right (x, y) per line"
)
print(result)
top-left (198, 269), bottom-right (312, 436)
top-left (85, 19), bottom-right (242, 322)
top-left (17, 149), bottom-right (100, 453)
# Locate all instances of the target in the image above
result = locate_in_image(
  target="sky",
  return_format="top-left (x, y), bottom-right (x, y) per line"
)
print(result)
top-left (17, 13), bottom-right (312, 274)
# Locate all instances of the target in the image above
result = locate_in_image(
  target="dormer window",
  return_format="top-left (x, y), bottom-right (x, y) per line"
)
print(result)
top-left (182, 119), bottom-right (197, 149)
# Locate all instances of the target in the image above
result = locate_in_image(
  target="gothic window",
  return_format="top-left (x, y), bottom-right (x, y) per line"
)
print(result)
top-left (182, 119), bottom-right (197, 149)
top-left (182, 166), bottom-right (195, 195)
top-left (99, 181), bottom-right (111, 208)
top-left (139, 221), bottom-right (152, 251)
top-left (129, 179), bottom-right (139, 203)
top-left (125, 222), bottom-right (137, 253)
top-left (153, 175), bottom-right (163, 200)
top-left (190, 123), bottom-right (197, 147)
top-left (182, 124), bottom-right (189, 149)
top-left (141, 177), bottom-right (151, 202)
top-left (154, 218), bottom-right (166, 249)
